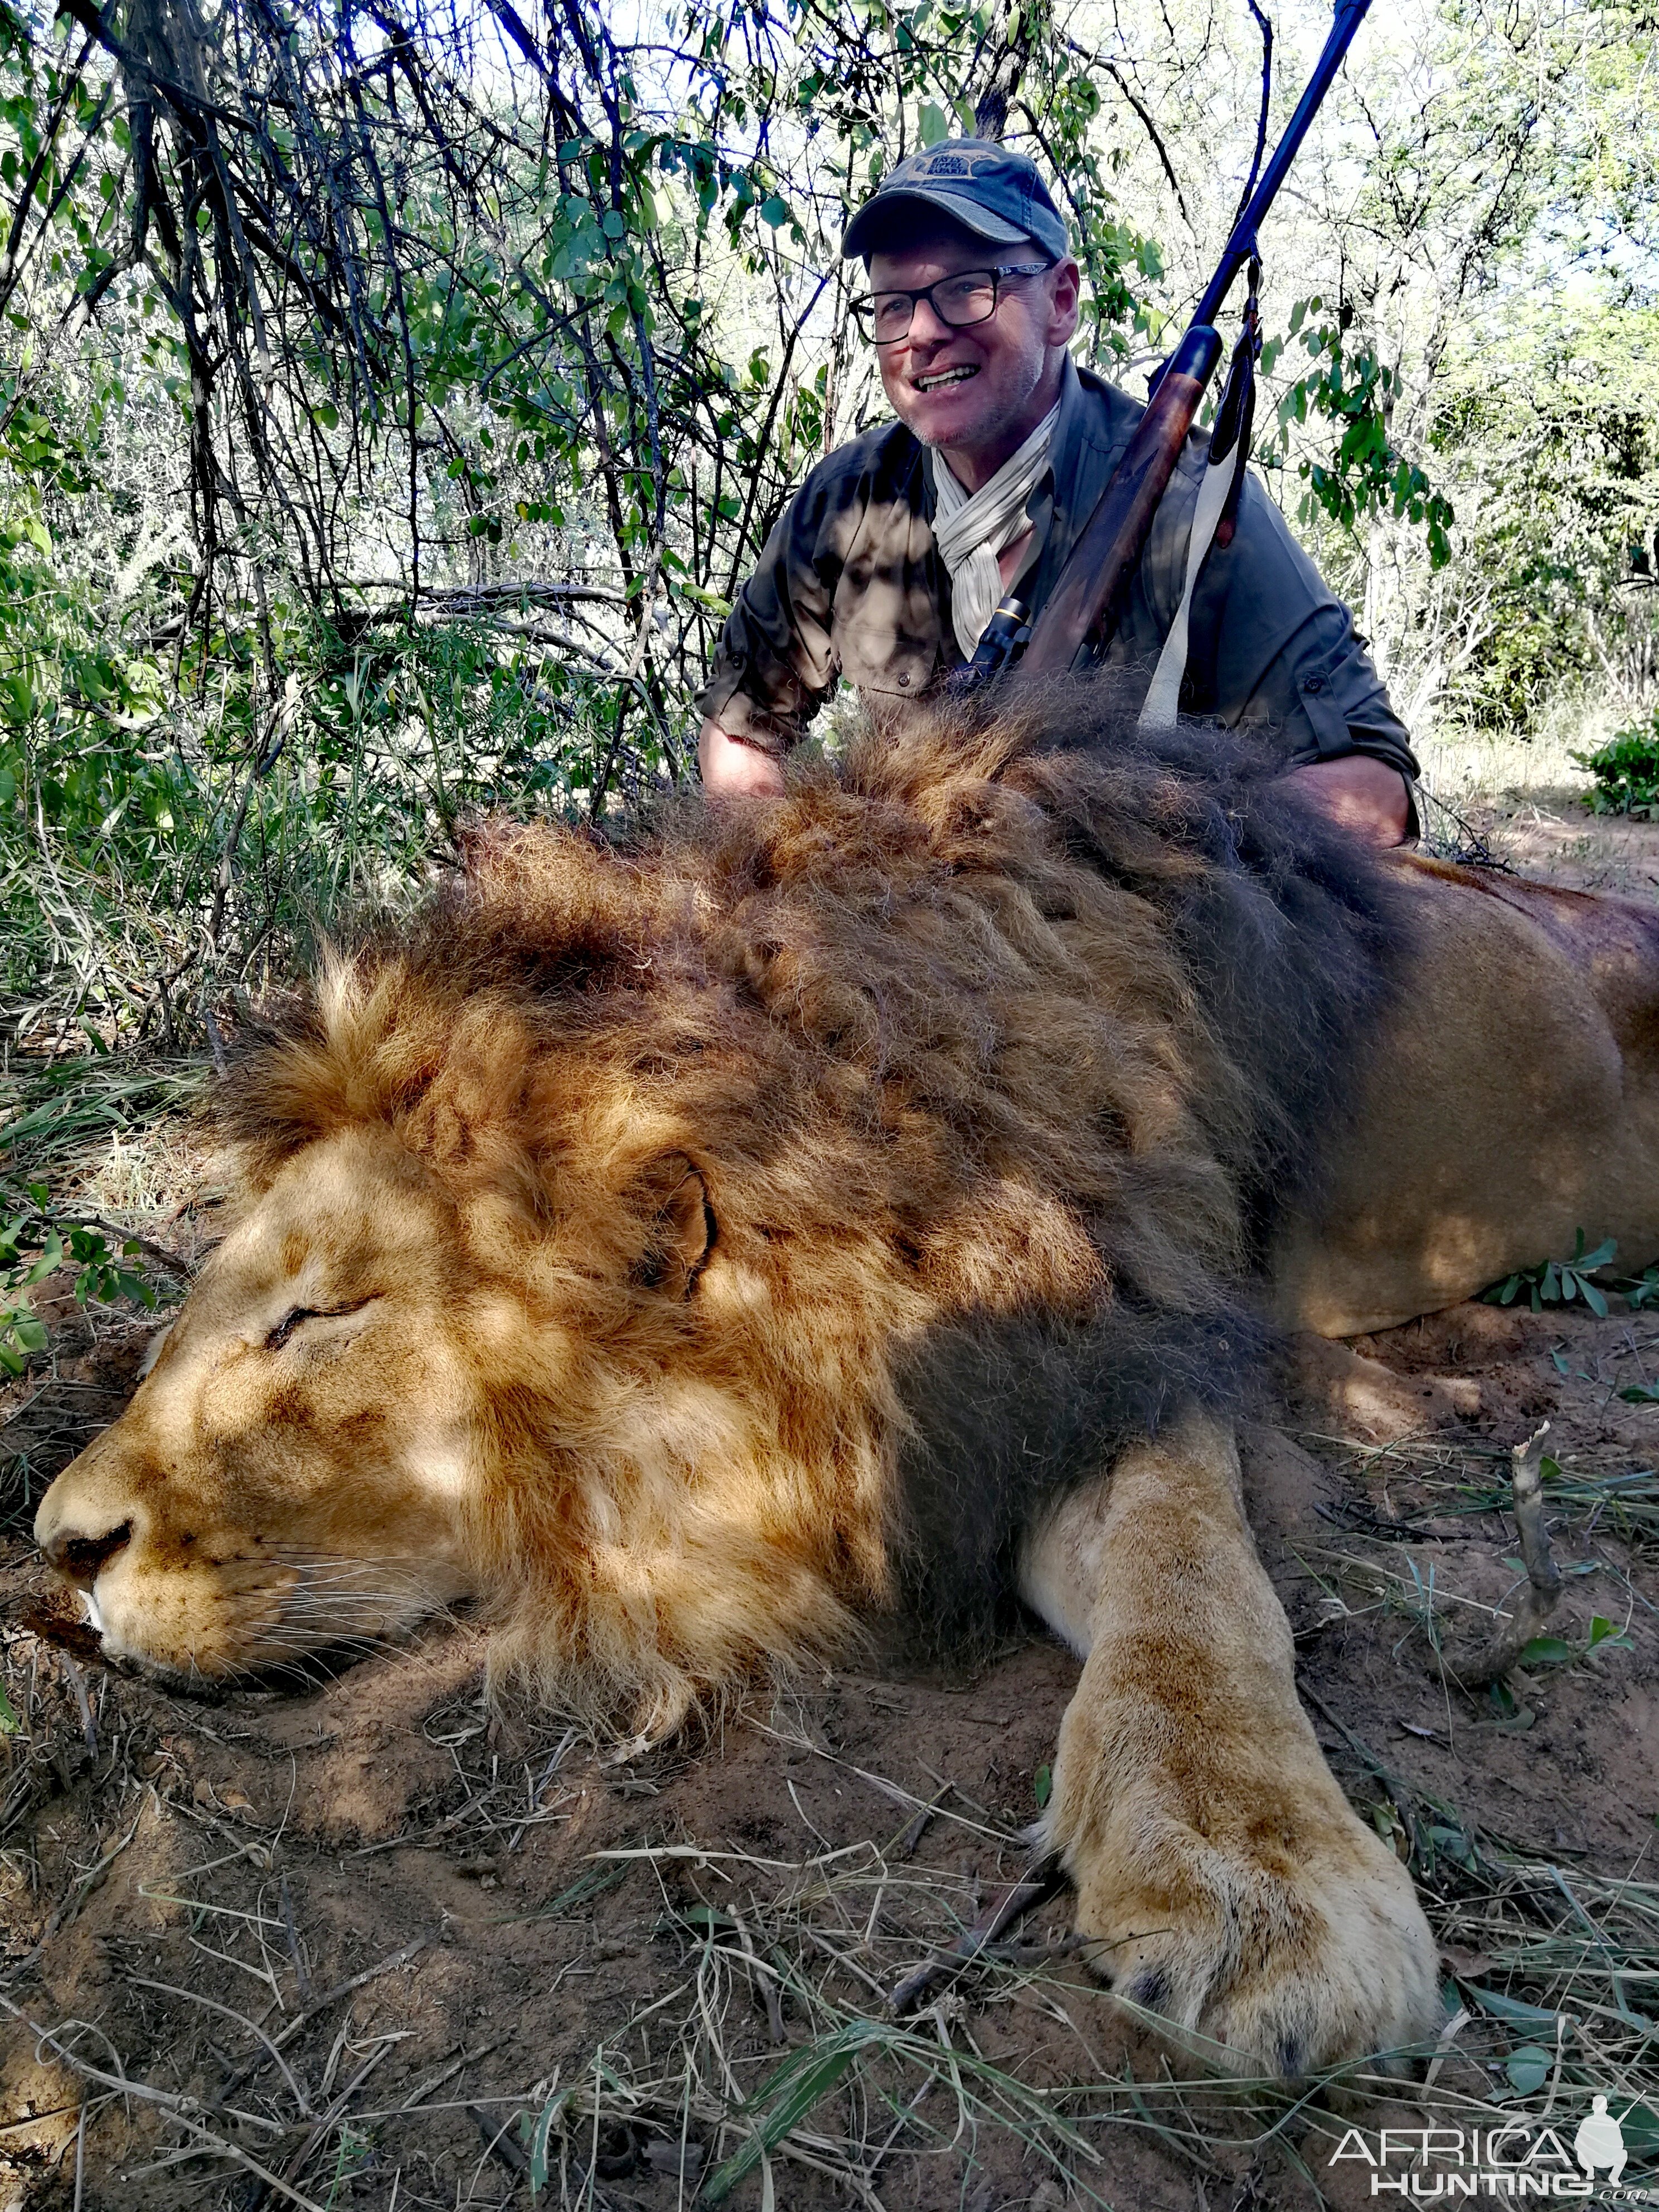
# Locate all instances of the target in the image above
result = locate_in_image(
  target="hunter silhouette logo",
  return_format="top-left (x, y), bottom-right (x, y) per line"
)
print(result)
top-left (1576, 2098), bottom-right (1628, 2186)
top-left (1329, 2095), bottom-right (1652, 2195)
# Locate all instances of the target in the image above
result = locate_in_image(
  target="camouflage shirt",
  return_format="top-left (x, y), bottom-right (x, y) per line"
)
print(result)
top-left (697, 353), bottom-right (1417, 782)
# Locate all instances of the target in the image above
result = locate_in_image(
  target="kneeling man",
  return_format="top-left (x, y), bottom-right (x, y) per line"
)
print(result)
top-left (697, 139), bottom-right (1415, 847)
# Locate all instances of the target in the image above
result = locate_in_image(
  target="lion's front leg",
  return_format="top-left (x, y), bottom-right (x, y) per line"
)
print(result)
top-left (1017, 1410), bottom-right (1440, 2076)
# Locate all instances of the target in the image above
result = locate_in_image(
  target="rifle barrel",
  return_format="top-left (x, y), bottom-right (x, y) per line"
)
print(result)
top-left (1022, 324), bottom-right (1222, 675)
top-left (1191, 0), bottom-right (1373, 335)
top-left (1017, 0), bottom-right (1374, 680)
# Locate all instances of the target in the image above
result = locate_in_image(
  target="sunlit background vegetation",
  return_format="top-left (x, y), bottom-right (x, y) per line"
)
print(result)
top-left (0, 0), bottom-right (1654, 1052)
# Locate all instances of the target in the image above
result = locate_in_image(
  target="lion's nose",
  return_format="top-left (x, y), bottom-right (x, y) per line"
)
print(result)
top-left (41, 1517), bottom-right (133, 1590)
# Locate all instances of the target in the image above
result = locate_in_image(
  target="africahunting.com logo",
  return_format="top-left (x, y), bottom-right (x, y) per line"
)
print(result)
top-left (1330, 2100), bottom-right (1656, 2198)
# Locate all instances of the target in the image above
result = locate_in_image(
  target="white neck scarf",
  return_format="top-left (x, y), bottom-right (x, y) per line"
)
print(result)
top-left (930, 400), bottom-right (1061, 658)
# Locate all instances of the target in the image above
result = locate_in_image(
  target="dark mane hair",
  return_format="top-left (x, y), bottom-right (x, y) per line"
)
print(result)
top-left (848, 685), bottom-right (1409, 1634)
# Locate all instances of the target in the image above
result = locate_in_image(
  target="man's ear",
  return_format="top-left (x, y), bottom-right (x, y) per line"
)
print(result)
top-left (1045, 255), bottom-right (1082, 347)
top-left (629, 1152), bottom-right (715, 1298)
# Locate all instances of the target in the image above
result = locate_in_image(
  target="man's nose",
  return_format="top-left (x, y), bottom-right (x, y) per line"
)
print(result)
top-left (906, 296), bottom-right (957, 348)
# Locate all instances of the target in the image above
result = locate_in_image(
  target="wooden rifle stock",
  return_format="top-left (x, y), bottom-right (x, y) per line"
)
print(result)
top-left (1021, 324), bottom-right (1222, 675)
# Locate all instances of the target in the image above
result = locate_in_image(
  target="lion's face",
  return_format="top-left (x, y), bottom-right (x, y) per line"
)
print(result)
top-left (34, 1128), bottom-right (486, 1683)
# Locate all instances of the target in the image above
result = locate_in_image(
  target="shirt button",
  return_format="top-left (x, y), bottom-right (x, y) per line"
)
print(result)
top-left (898, 672), bottom-right (911, 687)
top-left (1303, 675), bottom-right (1325, 693)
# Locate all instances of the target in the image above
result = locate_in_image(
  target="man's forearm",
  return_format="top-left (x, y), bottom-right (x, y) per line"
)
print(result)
top-left (699, 718), bottom-right (787, 797)
top-left (1283, 755), bottom-right (1411, 848)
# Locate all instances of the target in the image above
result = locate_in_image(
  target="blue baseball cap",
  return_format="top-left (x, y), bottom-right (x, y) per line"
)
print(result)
top-left (842, 139), bottom-right (1070, 264)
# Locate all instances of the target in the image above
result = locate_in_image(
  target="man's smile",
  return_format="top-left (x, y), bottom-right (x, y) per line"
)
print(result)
top-left (913, 364), bottom-right (980, 391)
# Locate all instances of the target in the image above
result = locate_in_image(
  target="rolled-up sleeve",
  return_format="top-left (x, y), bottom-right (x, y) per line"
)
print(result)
top-left (697, 460), bottom-right (850, 759)
top-left (1211, 474), bottom-right (1418, 780)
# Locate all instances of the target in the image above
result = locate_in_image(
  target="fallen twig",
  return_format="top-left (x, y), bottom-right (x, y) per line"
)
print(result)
top-left (1447, 1422), bottom-right (1564, 1689)
top-left (895, 1783), bottom-right (949, 1860)
top-left (470, 2101), bottom-right (531, 2176)
top-left (219, 1933), bottom-right (431, 2098)
top-left (278, 1870), bottom-right (313, 2005)
top-left (241, 2041), bottom-right (398, 2210)
top-left (0, 1992), bottom-right (329, 2212)
top-left (128, 1973), bottom-right (312, 2115)
top-left (0, 1175), bottom-right (194, 1279)
top-left (59, 1652), bottom-right (96, 1755)
top-left (889, 1852), bottom-right (1068, 2017)
top-left (1, 1812), bottom-right (143, 1983)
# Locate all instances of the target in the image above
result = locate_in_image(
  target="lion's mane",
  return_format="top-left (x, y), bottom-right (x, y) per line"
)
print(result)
top-left (222, 687), bottom-right (1405, 1725)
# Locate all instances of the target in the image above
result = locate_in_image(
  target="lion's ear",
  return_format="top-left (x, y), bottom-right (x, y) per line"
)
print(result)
top-left (629, 1152), bottom-right (715, 1299)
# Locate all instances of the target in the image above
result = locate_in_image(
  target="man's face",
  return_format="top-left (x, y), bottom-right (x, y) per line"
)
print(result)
top-left (867, 223), bottom-right (1079, 458)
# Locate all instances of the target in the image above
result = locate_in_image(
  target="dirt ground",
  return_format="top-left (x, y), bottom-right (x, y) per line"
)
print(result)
top-left (3, 787), bottom-right (1658, 2212)
top-left (1449, 779), bottom-right (1659, 895)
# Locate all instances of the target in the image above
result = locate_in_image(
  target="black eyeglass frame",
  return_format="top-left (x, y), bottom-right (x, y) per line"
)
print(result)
top-left (850, 261), bottom-right (1055, 346)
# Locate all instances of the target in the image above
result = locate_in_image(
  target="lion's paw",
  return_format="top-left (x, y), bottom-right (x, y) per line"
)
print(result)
top-left (1052, 1788), bottom-right (1441, 2078)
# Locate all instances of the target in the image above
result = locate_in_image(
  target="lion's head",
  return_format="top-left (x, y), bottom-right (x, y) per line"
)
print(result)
top-left (35, 700), bottom-right (1398, 1724)
top-left (35, 1124), bottom-right (482, 1681)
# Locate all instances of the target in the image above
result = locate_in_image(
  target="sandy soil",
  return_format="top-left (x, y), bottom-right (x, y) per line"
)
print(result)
top-left (1451, 782), bottom-right (1659, 896)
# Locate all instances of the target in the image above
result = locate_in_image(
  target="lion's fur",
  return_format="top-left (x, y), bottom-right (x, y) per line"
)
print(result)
top-left (144, 685), bottom-right (1403, 1726)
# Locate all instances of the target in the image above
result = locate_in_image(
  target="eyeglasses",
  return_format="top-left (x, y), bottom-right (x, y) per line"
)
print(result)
top-left (850, 263), bottom-right (1054, 346)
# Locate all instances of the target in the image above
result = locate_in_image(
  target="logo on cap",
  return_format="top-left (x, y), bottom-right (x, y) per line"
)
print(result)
top-left (903, 151), bottom-right (1002, 180)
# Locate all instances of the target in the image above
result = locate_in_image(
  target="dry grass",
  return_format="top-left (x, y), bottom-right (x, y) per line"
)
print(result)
top-left (1414, 696), bottom-right (1624, 814)
top-left (4, 1716), bottom-right (1658, 2209)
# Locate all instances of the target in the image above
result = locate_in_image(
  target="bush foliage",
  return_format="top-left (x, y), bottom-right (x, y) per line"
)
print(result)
top-left (0, 0), bottom-right (1652, 1061)
top-left (1575, 716), bottom-right (1659, 818)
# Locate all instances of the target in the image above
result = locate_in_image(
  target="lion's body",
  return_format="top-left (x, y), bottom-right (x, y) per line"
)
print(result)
top-left (1278, 857), bottom-right (1659, 1333)
top-left (36, 690), bottom-right (1659, 2075)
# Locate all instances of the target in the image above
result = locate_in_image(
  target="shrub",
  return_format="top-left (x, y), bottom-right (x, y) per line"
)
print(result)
top-left (1574, 716), bottom-right (1659, 816)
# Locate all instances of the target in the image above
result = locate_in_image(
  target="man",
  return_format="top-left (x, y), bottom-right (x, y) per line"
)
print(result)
top-left (697, 140), bottom-right (1415, 846)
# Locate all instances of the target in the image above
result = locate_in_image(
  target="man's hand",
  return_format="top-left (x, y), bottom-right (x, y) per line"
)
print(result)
top-left (699, 718), bottom-right (786, 798)
top-left (1284, 755), bottom-right (1412, 848)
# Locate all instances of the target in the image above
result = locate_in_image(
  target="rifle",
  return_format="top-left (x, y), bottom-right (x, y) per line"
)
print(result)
top-left (963, 0), bottom-right (1374, 688)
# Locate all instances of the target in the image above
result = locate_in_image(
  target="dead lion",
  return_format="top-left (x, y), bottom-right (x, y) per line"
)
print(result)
top-left (34, 688), bottom-right (1659, 2078)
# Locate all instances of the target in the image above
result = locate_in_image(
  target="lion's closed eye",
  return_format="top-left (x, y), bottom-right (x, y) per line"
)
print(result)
top-left (264, 1301), bottom-right (377, 1352)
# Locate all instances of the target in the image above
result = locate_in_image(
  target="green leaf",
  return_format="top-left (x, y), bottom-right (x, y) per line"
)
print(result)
top-left (490, 1861), bottom-right (628, 1925)
top-left (0, 1680), bottom-right (18, 1733)
top-left (520, 2082), bottom-right (575, 2192)
top-left (759, 193), bottom-right (788, 227)
top-left (1034, 1762), bottom-right (1052, 1810)
top-left (1518, 1636), bottom-right (1572, 1667)
top-left (1587, 1614), bottom-right (1633, 1652)
top-left (918, 101), bottom-right (949, 147)
top-left (1459, 1983), bottom-right (1563, 2029)
top-left (1427, 1822), bottom-right (1476, 1867)
top-left (1505, 2044), bottom-right (1553, 2094)
top-left (700, 2021), bottom-right (890, 2202)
